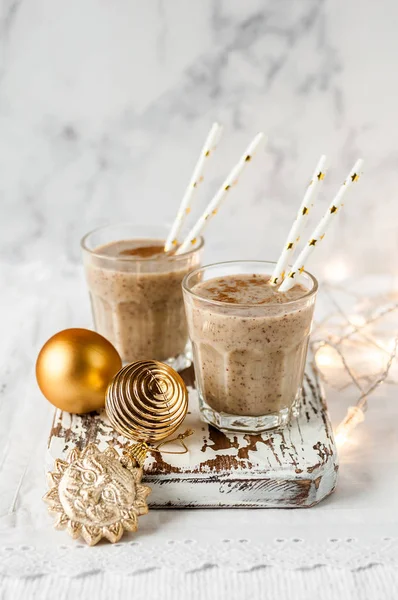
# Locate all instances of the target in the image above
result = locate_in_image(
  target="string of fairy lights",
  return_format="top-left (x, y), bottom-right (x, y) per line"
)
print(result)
top-left (311, 278), bottom-right (398, 446)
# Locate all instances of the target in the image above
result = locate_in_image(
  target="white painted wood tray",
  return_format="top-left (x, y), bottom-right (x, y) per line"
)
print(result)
top-left (47, 361), bottom-right (338, 508)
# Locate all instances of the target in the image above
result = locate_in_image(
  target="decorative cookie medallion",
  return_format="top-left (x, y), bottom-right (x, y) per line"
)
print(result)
top-left (43, 444), bottom-right (151, 546)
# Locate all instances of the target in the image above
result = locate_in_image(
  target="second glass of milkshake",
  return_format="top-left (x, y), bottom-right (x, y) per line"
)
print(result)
top-left (82, 224), bottom-right (203, 370)
top-left (183, 260), bottom-right (317, 432)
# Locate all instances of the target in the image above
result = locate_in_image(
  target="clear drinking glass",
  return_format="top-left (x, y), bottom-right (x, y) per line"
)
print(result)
top-left (81, 224), bottom-right (203, 370)
top-left (182, 260), bottom-right (318, 432)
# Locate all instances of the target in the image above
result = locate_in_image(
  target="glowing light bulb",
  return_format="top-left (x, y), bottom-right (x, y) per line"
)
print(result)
top-left (335, 429), bottom-right (349, 447)
top-left (335, 406), bottom-right (365, 447)
top-left (349, 314), bottom-right (367, 328)
top-left (324, 259), bottom-right (350, 283)
top-left (315, 345), bottom-right (336, 367)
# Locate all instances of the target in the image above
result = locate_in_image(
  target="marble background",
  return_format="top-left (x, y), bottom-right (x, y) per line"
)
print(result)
top-left (1, 0), bottom-right (397, 279)
top-left (2, 4), bottom-right (398, 590)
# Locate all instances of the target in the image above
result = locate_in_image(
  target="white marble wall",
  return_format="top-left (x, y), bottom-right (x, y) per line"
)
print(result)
top-left (1, 0), bottom-right (397, 278)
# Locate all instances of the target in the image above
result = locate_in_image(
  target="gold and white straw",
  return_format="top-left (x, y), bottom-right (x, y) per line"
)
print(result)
top-left (278, 158), bottom-right (364, 292)
top-left (176, 132), bottom-right (266, 255)
top-left (270, 154), bottom-right (328, 285)
top-left (164, 122), bottom-right (223, 252)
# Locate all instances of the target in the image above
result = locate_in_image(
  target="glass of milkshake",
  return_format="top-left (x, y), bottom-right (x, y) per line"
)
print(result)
top-left (182, 260), bottom-right (318, 432)
top-left (81, 224), bottom-right (203, 369)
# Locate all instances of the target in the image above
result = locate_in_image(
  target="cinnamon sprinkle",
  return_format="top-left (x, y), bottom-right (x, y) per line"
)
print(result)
top-left (119, 244), bottom-right (165, 258)
top-left (195, 274), bottom-right (306, 304)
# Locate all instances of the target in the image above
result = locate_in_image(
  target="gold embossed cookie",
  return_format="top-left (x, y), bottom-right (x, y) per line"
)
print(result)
top-left (43, 444), bottom-right (151, 546)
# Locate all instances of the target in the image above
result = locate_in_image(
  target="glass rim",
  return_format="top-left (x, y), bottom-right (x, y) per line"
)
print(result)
top-left (182, 260), bottom-right (318, 308)
top-left (80, 223), bottom-right (204, 262)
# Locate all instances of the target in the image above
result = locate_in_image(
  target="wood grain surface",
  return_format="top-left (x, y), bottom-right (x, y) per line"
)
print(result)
top-left (47, 361), bottom-right (338, 508)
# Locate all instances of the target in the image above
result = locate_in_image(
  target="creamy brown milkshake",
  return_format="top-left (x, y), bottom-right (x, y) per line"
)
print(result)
top-left (183, 261), bottom-right (317, 432)
top-left (82, 225), bottom-right (203, 368)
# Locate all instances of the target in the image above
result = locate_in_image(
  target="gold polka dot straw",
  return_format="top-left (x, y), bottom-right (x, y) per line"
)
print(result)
top-left (176, 132), bottom-right (266, 255)
top-left (270, 154), bottom-right (328, 285)
top-left (164, 123), bottom-right (223, 252)
top-left (278, 158), bottom-right (364, 292)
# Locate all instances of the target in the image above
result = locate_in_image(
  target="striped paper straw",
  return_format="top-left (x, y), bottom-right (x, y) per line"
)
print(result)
top-left (164, 123), bottom-right (223, 252)
top-left (278, 158), bottom-right (364, 292)
top-left (270, 155), bottom-right (327, 285)
top-left (176, 132), bottom-right (266, 255)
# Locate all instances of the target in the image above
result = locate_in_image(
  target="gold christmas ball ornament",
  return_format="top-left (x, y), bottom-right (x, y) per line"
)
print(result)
top-left (106, 360), bottom-right (188, 445)
top-left (36, 328), bottom-right (122, 414)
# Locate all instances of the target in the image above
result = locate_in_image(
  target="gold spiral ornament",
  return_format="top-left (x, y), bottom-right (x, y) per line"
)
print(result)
top-left (105, 360), bottom-right (188, 444)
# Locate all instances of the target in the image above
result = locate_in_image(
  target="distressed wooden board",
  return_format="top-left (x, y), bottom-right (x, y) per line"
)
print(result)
top-left (47, 361), bottom-right (338, 508)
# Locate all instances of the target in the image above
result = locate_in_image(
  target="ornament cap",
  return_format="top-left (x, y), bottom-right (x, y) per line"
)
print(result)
top-left (122, 442), bottom-right (150, 468)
